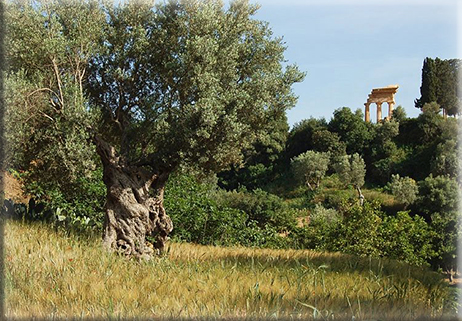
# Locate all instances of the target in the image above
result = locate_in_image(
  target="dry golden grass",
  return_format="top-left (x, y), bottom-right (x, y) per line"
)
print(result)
top-left (4, 219), bottom-right (458, 320)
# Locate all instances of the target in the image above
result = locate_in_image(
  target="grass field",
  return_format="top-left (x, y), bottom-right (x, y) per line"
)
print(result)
top-left (4, 219), bottom-right (460, 320)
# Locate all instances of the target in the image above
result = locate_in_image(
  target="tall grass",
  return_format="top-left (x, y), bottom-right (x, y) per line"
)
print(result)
top-left (5, 219), bottom-right (459, 319)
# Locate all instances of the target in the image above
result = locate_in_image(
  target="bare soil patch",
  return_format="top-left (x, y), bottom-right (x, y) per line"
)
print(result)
top-left (1, 171), bottom-right (29, 203)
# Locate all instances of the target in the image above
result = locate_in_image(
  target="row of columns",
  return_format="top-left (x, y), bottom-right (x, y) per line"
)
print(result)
top-left (364, 101), bottom-right (395, 123)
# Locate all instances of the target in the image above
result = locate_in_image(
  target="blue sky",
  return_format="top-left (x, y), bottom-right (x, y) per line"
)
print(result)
top-left (250, 0), bottom-right (461, 127)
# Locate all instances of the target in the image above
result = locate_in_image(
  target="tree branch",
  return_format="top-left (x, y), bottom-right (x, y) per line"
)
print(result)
top-left (52, 58), bottom-right (65, 110)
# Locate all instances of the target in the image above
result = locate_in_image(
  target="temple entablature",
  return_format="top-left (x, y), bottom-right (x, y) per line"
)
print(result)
top-left (364, 85), bottom-right (399, 122)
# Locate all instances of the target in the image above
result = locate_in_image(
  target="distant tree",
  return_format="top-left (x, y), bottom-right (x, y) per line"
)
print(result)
top-left (369, 120), bottom-right (401, 184)
top-left (392, 105), bottom-right (407, 122)
top-left (431, 139), bottom-right (458, 178)
top-left (414, 103), bottom-right (445, 145)
top-left (285, 117), bottom-right (327, 161)
top-left (436, 59), bottom-right (460, 116)
top-left (328, 107), bottom-right (373, 155)
top-left (413, 175), bottom-right (458, 220)
top-left (388, 174), bottom-right (418, 209)
top-left (218, 111), bottom-right (290, 190)
top-left (333, 153), bottom-right (366, 205)
top-left (415, 58), bottom-right (439, 110)
top-left (395, 109), bottom-right (452, 181)
top-left (412, 175), bottom-right (459, 270)
top-left (421, 101), bottom-right (441, 115)
top-left (415, 57), bottom-right (461, 116)
top-left (311, 129), bottom-right (346, 161)
top-left (291, 151), bottom-right (330, 191)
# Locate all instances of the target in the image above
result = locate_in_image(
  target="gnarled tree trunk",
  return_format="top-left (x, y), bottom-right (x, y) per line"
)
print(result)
top-left (94, 136), bottom-right (172, 259)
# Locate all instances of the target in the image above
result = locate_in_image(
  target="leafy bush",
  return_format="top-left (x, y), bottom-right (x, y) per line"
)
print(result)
top-left (388, 174), bottom-right (418, 208)
top-left (293, 204), bottom-right (342, 250)
top-left (291, 150), bottom-right (330, 190)
top-left (428, 211), bottom-right (459, 271)
top-left (331, 200), bottom-right (382, 256)
top-left (10, 167), bottom-right (106, 231)
top-left (413, 174), bottom-right (458, 220)
top-left (214, 188), bottom-right (297, 232)
top-left (164, 173), bottom-right (247, 246)
top-left (379, 211), bottom-right (433, 266)
top-left (294, 199), bottom-right (440, 267)
top-left (309, 204), bottom-right (341, 225)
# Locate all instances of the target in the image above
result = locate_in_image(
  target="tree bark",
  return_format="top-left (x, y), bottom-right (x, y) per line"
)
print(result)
top-left (355, 185), bottom-right (365, 206)
top-left (94, 136), bottom-right (173, 259)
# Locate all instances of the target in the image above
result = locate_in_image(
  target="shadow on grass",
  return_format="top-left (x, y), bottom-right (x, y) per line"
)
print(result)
top-left (2, 197), bottom-right (102, 242)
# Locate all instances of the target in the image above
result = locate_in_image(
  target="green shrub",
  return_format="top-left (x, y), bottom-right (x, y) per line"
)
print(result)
top-left (214, 188), bottom-right (297, 232)
top-left (12, 167), bottom-right (106, 232)
top-left (331, 200), bottom-right (382, 256)
top-left (378, 211), bottom-right (433, 266)
top-left (309, 204), bottom-right (342, 225)
top-left (164, 173), bottom-right (248, 246)
top-left (291, 150), bottom-right (330, 190)
top-left (388, 174), bottom-right (418, 208)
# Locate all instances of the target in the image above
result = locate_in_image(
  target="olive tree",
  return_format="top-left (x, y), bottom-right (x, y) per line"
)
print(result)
top-left (388, 174), bottom-right (418, 209)
top-left (5, 0), bottom-right (106, 218)
top-left (291, 151), bottom-right (330, 190)
top-left (7, 0), bottom-right (304, 258)
top-left (333, 153), bottom-right (366, 205)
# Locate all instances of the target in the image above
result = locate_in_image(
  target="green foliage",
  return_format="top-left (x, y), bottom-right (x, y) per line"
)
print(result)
top-left (413, 175), bottom-right (458, 219)
top-left (165, 174), bottom-right (294, 249)
top-left (5, 0), bottom-right (106, 228)
top-left (422, 102), bottom-right (441, 115)
top-left (297, 201), bottom-right (434, 266)
top-left (333, 153), bottom-right (366, 190)
top-left (332, 201), bottom-right (382, 256)
top-left (12, 168), bottom-right (106, 231)
top-left (215, 188), bottom-right (297, 232)
top-left (217, 112), bottom-right (290, 191)
top-left (412, 174), bottom-right (459, 269)
top-left (415, 57), bottom-right (461, 116)
top-left (164, 173), bottom-right (247, 246)
top-left (394, 111), bottom-right (454, 181)
top-left (368, 120), bottom-right (401, 184)
top-left (388, 174), bottom-right (418, 208)
top-left (379, 211), bottom-right (433, 266)
top-left (311, 130), bottom-right (346, 167)
top-left (291, 150), bottom-right (330, 190)
top-left (328, 107), bottom-right (373, 155)
top-left (218, 163), bottom-right (274, 191)
top-left (431, 139), bottom-right (458, 178)
top-left (428, 212), bottom-right (459, 270)
top-left (309, 204), bottom-right (342, 226)
top-left (87, 0), bottom-right (305, 174)
top-left (415, 58), bottom-right (439, 110)
top-left (392, 105), bottom-right (407, 122)
top-left (285, 117), bottom-right (328, 161)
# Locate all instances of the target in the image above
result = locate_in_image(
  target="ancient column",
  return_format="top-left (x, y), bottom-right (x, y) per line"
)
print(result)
top-left (387, 101), bottom-right (395, 120)
top-left (364, 85), bottom-right (399, 123)
top-left (376, 102), bottom-right (382, 122)
top-left (364, 103), bottom-right (370, 122)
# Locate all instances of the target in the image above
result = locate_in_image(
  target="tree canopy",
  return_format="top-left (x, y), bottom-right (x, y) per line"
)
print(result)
top-left (86, 0), bottom-right (304, 175)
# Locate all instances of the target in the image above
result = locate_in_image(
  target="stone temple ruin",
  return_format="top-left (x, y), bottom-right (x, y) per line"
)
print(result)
top-left (364, 85), bottom-right (399, 122)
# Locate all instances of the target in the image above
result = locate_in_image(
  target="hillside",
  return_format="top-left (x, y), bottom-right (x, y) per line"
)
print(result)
top-left (4, 219), bottom-right (459, 320)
